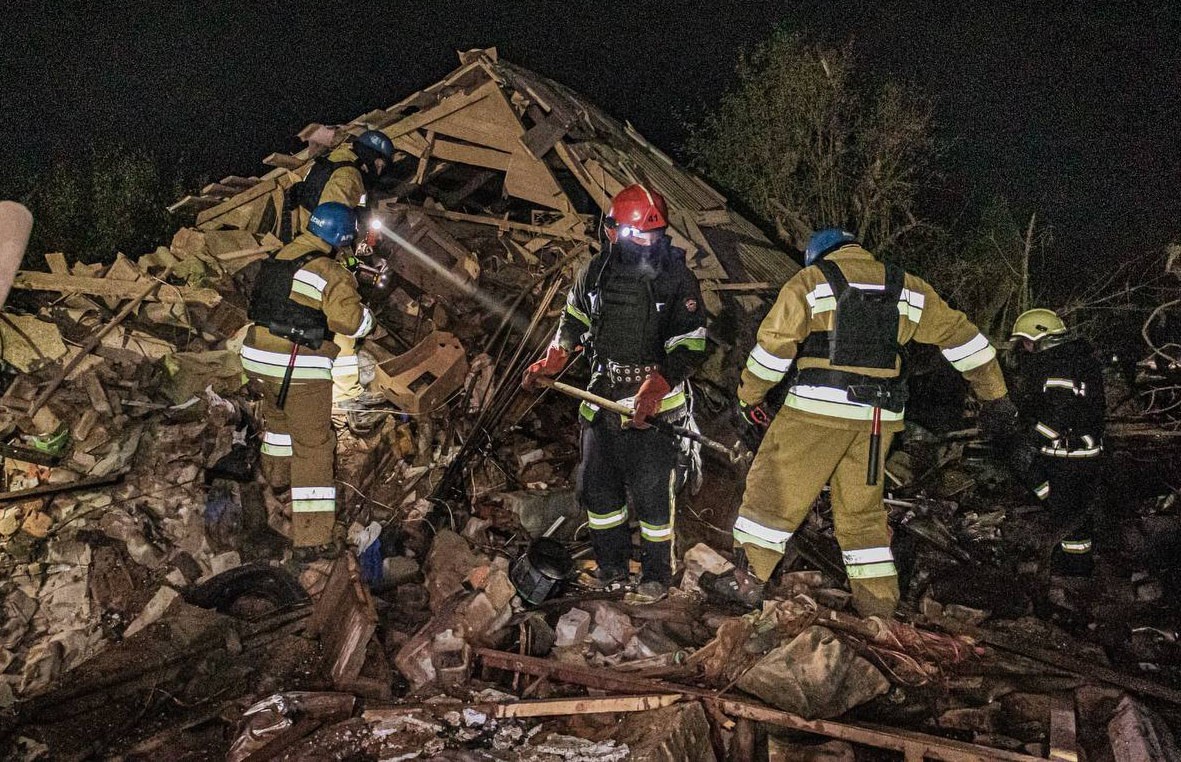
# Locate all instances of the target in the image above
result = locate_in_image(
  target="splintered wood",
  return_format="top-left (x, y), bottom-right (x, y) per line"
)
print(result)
top-left (307, 554), bottom-right (379, 688)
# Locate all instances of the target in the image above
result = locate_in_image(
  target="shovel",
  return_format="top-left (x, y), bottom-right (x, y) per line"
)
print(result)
top-left (536, 377), bottom-right (747, 464)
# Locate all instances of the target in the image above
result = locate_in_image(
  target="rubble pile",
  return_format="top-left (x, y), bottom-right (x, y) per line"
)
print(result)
top-left (1, 48), bottom-right (1180, 759)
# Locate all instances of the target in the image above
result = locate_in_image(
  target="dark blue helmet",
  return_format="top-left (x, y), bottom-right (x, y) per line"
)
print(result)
top-left (804, 228), bottom-right (857, 265)
top-left (308, 202), bottom-right (357, 247)
top-left (355, 130), bottom-right (394, 160)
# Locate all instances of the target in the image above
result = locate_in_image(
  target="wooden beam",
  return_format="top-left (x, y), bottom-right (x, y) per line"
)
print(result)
top-left (12, 271), bottom-right (221, 307)
top-left (166, 195), bottom-right (223, 215)
top-left (28, 266), bottom-right (177, 415)
top-left (262, 153), bottom-right (304, 170)
top-left (363, 693), bottom-right (682, 722)
top-left (413, 130), bottom-right (436, 186)
top-left (1050, 693), bottom-right (1078, 762)
top-left (521, 108), bottom-right (574, 160)
top-left (410, 206), bottom-right (592, 241)
top-left (382, 79), bottom-right (500, 140)
top-left (475, 649), bottom-right (1043, 762)
top-left (932, 617), bottom-right (1181, 706)
top-left (429, 139), bottom-right (512, 171)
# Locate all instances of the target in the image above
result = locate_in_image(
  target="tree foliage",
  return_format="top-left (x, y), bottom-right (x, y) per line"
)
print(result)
top-left (21, 145), bottom-right (181, 268)
top-left (685, 30), bottom-right (936, 257)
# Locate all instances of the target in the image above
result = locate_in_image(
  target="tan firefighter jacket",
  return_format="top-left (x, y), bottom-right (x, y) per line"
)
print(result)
top-left (240, 233), bottom-right (374, 382)
top-left (738, 245), bottom-right (1007, 431)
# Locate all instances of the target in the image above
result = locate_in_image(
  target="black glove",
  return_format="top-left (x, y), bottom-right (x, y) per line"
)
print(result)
top-left (735, 400), bottom-right (771, 450)
top-left (978, 395), bottom-right (1019, 440)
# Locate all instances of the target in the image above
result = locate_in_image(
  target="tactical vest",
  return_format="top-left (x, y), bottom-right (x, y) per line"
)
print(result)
top-left (588, 268), bottom-right (665, 366)
top-left (797, 259), bottom-right (909, 412)
top-left (279, 157), bottom-right (358, 243)
top-left (247, 252), bottom-right (331, 348)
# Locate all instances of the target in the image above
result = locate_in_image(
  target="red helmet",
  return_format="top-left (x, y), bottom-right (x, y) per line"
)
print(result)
top-left (605, 184), bottom-right (669, 243)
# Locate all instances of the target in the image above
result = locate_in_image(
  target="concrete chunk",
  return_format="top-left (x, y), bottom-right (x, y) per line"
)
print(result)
top-left (554, 607), bottom-right (591, 647)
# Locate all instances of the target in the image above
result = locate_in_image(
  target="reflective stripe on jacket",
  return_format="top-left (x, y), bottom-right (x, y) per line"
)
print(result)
top-left (242, 233), bottom-right (373, 379)
top-left (738, 245), bottom-right (1007, 430)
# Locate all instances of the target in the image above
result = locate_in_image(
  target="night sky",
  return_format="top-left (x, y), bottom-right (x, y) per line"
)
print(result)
top-left (4, 1), bottom-right (1180, 271)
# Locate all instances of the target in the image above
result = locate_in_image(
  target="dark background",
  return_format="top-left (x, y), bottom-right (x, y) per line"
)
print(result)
top-left (4, 0), bottom-right (1180, 270)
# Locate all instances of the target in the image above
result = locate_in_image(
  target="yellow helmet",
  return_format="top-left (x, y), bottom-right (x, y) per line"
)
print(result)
top-left (1011, 308), bottom-right (1067, 342)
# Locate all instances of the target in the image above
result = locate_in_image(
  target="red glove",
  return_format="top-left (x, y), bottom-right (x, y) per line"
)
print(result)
top-left (522, 346), bottom-right (568, 390)
top-left (630, 372), bottom-right (671, 429)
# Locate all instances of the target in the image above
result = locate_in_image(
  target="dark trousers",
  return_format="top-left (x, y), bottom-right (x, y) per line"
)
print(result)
top-left (1043, 456), bottom-right (1102, 574)
top-left (577, 415), bottom-right (677, 583)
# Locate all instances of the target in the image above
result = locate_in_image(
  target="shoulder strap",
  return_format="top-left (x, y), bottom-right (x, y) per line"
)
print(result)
top-left (814, 259), bottom-right (850, 299)
top-left (883, 263), bottom-right (905, 299)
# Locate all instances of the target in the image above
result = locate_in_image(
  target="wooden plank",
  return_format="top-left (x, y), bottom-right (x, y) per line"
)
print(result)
top-left (426, 87), bottom-right (524, 153)
top-left (44, 252), bottom-right (69, 275)
top-left (166, 195), bottom-right (222, 215)
top-left (475, 649), bottom-right (1043, 762)
top-left (553, 141), bottom-right (611, 211)
top-left (414, 130), bottom-right (436, 186)
top-left (195, 175), bottom-right (287, 227)
top-left (430, 139), bottom-right (512, 171)
top-left (505, 146), bottom-right (574, 212)
top-left (262, 153), bottom-right (304, 170)
top-left (411, 206), bottom-right (592, 242)
top-left (382, 79), bottom-right (500, 140)
top-left (28, 266), bottom-right (176, 415)
top-left (218, 176), bottom-right (260, 189)
top-left (12, 271), bottom-right (221, 307)
top-left (363, 693), bottom-right (682, 722)
top-left (934, 618), bottom-right (1181, 706)
top-left (1050, 693), bottom-right (1078, 762)
top-left (199, 182), bottom-right (240, 197)
top-left (521, 107), bottom-right (574, 160)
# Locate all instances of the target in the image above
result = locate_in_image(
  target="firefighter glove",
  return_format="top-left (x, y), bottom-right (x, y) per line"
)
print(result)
top-left (979, 395), bottom-right (1019, 440)
top-left (522, 346), bottom-right (568, 391)
top-left (630, 372), bottom-right (671, 428)
top-left (738, 401), bottom-right (771, 429)
top-left (735, 400), bottom-right (771, 450)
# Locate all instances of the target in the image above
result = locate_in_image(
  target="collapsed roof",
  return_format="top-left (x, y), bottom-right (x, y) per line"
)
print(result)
top-left (170, 47), bottom-right (796, 323)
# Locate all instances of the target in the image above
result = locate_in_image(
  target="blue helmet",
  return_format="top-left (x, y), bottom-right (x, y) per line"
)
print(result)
top-left (804, 228), bottom-right (857, 265)
top-left (355, 130), bottom-right (394, 160)
top-left (308, 202), bottom-right (357, 247)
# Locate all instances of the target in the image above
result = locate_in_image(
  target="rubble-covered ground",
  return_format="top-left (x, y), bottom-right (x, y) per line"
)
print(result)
top-left (3, 49), bottom-right (1181, 760)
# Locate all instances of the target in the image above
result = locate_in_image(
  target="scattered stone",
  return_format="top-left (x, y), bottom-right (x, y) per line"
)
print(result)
top-left (555, 608), bottom-right (592, 648)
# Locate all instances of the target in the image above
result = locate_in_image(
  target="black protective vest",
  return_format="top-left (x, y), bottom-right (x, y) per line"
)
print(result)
top-left (795, 259), bottom-right (909, 411)
top-left (800, 259), bottom-right (905, 369)
top-left (247, 252), bottom-right (330, 347)
top-left (589, 268), bottom-right (665, 366)
top-left (295, 157), bottom-right (357, 212)
top-left (279, 157), bottom-right (358, 243)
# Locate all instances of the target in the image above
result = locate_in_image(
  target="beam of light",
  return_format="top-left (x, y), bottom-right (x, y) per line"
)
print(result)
top-left (372, 221), bottom-right (531, 333)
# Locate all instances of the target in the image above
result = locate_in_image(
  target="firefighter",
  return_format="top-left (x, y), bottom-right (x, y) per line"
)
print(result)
top-left (522, 184), bottom-right (708, 601)
top-left (1008, 308), bottom-right (1105, 576)
top-left (281, 129), bottom-right (394, 409)
top-left (716, 228), bottom-right (1015, 617)
top-left (241, 202), bottom-right (375, 550)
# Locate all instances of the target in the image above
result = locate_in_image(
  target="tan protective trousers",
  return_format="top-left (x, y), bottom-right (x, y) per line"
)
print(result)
top-left (257, 377), bottom-right (337, 547)
top-left (735, 409), bottom-right (899, 617)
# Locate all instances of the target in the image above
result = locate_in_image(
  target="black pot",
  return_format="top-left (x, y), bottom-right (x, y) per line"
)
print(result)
top-left (510, 537), bottom-right (574, 606)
